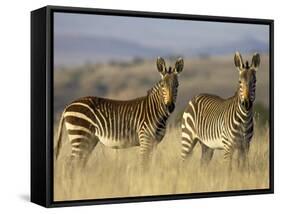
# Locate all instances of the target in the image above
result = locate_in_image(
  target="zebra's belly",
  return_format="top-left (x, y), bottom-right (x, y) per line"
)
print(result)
top-left (98, 136), bottom-right (139, 149)
top-left (201, 137), bottom-right (224, 150)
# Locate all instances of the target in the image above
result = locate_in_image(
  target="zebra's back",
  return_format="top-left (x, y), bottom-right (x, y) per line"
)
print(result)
top-left (64, 96), bottom-right (146, 149)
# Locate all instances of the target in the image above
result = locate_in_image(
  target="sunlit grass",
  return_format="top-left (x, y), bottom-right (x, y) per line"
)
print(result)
top-left (54, 123), bottom-right (269, 201)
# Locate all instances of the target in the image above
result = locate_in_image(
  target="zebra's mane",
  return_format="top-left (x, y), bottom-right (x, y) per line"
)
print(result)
top-left (147, 80), bottom-right (162, 96)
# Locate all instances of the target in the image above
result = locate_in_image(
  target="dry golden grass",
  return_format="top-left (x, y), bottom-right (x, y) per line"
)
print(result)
top-left (54, 123), bottom-right (269, 201)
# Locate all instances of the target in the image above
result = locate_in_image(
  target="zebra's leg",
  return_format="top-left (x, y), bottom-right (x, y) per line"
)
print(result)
top-left (65, 136), bottom-right (99, 196)
top-left (238, 142), bottom-right (250, 172)
top-left (139, 135), bottom-right (154, 173)
top-left (181, 128), bottom-right (197, 162)
top-left (223, 140), bottom-right (234, 173)
top-left (177, 131), bottom-right (197, 184)
top-left (67, 135), bottom-right (99, 180)
top-left (181, 111), bottom-right (198, 163)
top-left (80, 136), bottom-right (100, 169)
top-left (200, 143), bottom-right (214, 167)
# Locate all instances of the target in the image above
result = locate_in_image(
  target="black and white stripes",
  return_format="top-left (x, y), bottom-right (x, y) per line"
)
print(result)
top-left (181, 52), bottom-right (260, 169)
top-left (55, 57), bottom-right (184, 171)
top-left (55, 52), bottom-right (260, 174)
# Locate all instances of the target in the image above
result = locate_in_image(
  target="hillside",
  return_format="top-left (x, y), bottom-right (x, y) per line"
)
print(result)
top-left (54, 54), bottom-right (270, 125)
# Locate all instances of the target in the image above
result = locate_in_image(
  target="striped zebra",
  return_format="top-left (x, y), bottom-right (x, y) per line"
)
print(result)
top-left (55, 57), bottom-right (184, 172)
top-left (181, 52), bottom-right (260, 170)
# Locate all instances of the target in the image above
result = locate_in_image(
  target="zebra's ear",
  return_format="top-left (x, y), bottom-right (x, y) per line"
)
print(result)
top-left (251, 53), bottom-right (260, 70)
top-left (157, 57), bottom-right (167, 76)
top-left (234, 52), bottom-right (244, 71)
top-left (175, 57), bottom-right (184, 73)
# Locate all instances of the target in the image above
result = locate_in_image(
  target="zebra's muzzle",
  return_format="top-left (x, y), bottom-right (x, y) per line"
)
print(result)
top-left (241, 99), bottom-right (251, 110)
top-left (167, 102), bottom-right (175, 112)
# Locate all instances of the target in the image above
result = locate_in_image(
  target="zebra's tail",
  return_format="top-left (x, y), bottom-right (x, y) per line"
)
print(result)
top-left (55, 111), bottom-right (65, 160)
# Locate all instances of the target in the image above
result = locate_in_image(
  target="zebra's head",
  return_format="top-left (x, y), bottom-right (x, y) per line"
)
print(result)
top-left (234, 52), bottom-right (260, 111)
top-left (156, 57), bottom-right (184, 112)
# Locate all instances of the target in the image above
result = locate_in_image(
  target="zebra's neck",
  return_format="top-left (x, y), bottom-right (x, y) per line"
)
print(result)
top-left (147, 81), bottom-right (170, 121)
top-left (147, 81), bottom-right (162, 96)
top-left (233, 90), bottom-right (253, 132)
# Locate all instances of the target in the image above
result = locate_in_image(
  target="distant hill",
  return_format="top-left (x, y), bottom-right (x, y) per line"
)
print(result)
top-left (54, 54), bottom-right (270, 123)
top-left (54, 35), bottom-right (167, 66)
top-left (54, 35), bottom-right (269, 67)
top-left (198, 37), bottom-right (269, 56)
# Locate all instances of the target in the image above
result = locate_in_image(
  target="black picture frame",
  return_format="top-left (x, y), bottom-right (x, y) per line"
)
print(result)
top-left (31, 5), bottom-right (274, 208)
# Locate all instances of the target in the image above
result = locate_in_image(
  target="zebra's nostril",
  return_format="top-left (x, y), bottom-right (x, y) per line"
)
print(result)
top-left (167, 102), bottom-right (175, 112)
top-left (241, 99), bottom-right (250, 110)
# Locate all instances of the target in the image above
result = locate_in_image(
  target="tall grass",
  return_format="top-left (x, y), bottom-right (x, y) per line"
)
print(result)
top-left (54, 123), bottom-right (269, 201)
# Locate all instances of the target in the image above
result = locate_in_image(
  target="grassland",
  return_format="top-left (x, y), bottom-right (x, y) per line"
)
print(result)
top-left (53, 54), bottom-right (270, 201)
top-left (54, 122), bottom-right (269, 201)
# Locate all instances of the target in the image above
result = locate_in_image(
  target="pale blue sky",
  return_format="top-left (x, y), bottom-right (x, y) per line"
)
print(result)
top-left (54, 12), bottom-right (269, 66)
top-left (55, 12), bottom-right (269, 50)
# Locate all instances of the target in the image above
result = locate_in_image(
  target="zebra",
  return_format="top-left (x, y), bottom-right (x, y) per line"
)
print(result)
top-left (181, 52), bottom-right (260, 170)
top-left (55, 57), bottom-right (184, 173)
